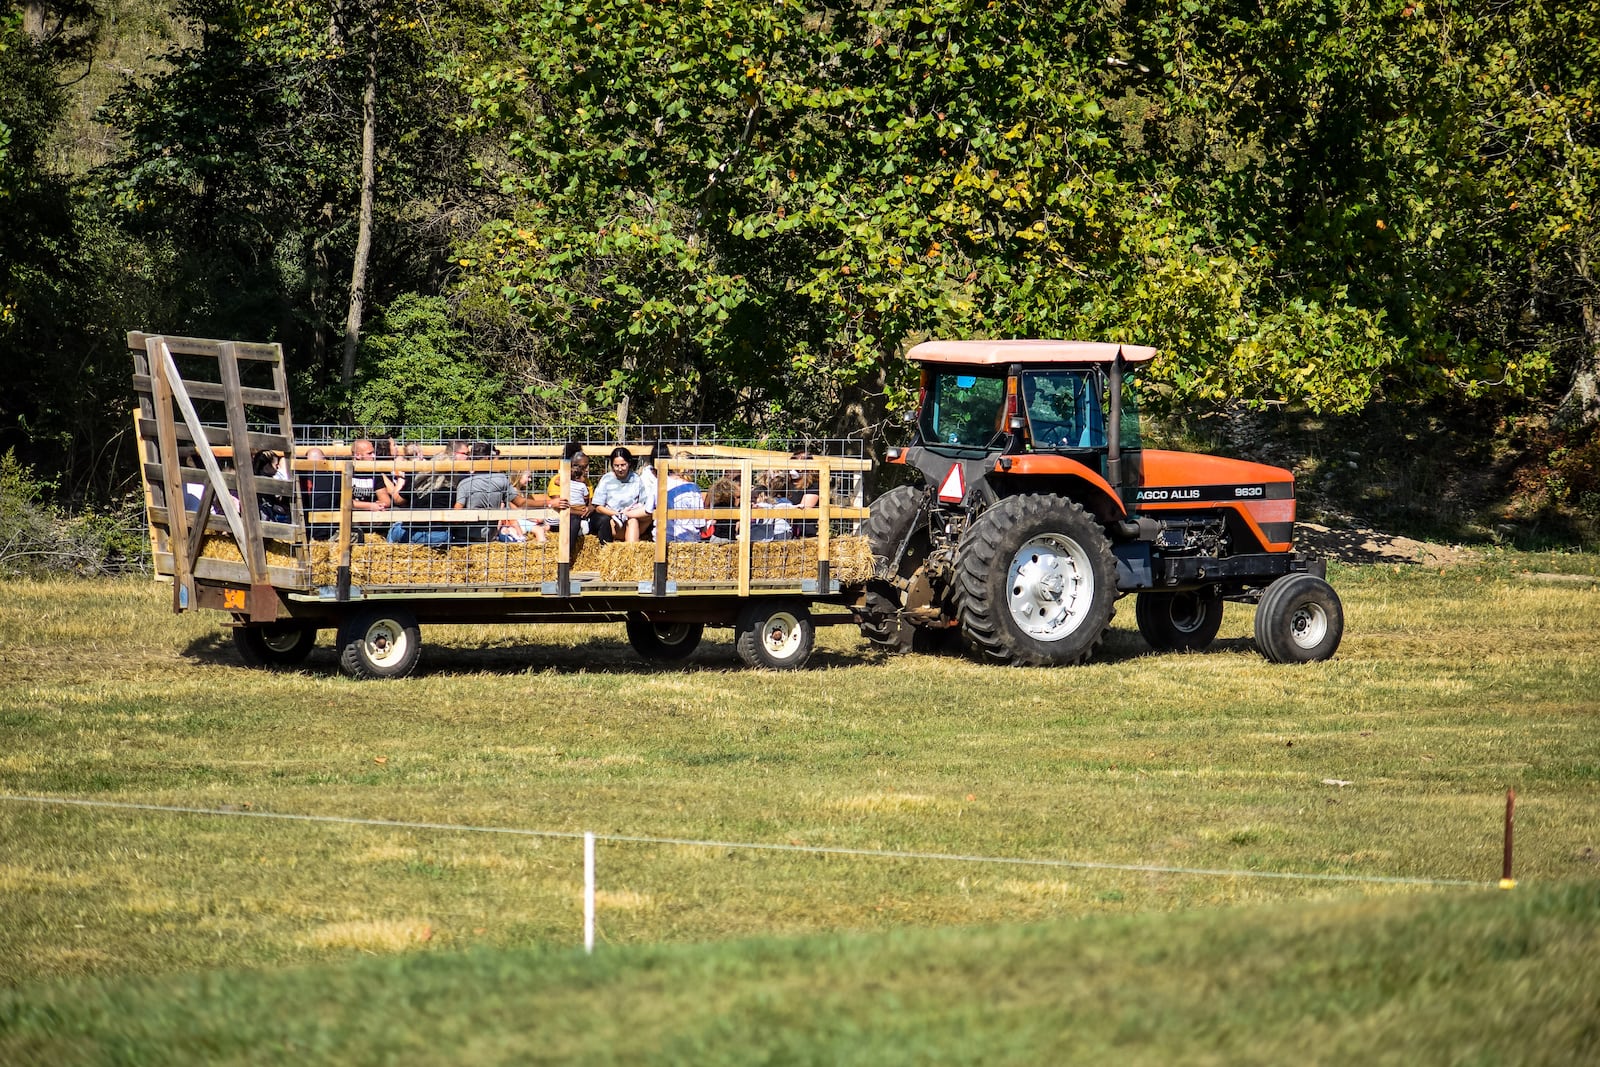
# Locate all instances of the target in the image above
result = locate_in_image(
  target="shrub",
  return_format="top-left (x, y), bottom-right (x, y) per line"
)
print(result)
top-left (0, 450), bottom-right (150, 577)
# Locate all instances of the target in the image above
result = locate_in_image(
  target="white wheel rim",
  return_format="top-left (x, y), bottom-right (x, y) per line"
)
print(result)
top-left (363, 619), bottom-right (410, 668)
top-left (262, 629), bottom-right (304, 653)
top-left (1288, 602), bottom-right (1329, 649)
top-left (760, 612), bottom-right (804, 660)
top-left (1006, 534), bottom-right (1094, 640)
top-left (654, 623), bottom-right (695, 646)
top-left (1171, 594), bottom-right (1212, 634)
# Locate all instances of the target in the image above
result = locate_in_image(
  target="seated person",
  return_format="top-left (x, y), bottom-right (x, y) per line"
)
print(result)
top-left (660, 451), bottom-right (713, 542)
top-left (705, 470), bottom-right (742, 540)
top-left (545, 443), bottom-right (595, 555)
top-left (348, 438), bottom-right (390, 514)
top-left (591, 446), bottom-right (653, 543)
top-left (452, 442), bottom-right (538, 543)
top-left (497, 469), bottom-right (550, 544)
top-left (748, 483), bottom-right (793, 542)
top-left (386, 441), bottom-right (470, 545)
top-left (299, 447), bottom-right (340, 540)
top-left (252, 450), bottom-right (291, 522)
top-left (784, 451), bottom-right (821, 537)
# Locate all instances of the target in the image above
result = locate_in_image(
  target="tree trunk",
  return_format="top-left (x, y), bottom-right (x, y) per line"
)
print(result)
top-left (23, 3), bottom-right (46, 39)
top-left (1554, 248), bottom-right (1600, 431)
top-left (341, 23), bottom-right (379, 392)
top-left (616, 350), bottom-right (637, 441)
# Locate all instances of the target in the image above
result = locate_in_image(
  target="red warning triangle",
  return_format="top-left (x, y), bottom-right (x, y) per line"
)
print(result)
top-left (937, 464), bottom-right (965, 503)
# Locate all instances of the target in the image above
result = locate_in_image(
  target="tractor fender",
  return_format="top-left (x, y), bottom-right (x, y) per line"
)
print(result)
top-left (991, 454), bottom-right (1128, 524)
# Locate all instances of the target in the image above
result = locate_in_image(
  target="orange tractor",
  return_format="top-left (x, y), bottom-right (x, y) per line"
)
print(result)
top-left (856, 340), bottom-right (1343, 666)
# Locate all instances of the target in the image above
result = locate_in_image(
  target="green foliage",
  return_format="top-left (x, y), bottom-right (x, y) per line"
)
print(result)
top-left (446, 0), bottom-right (1597, 430)
top-left (349, 294), bottom-right (516, 427)
top-left (0, 450), bottom-right (148, 577)
top-left (99, 0), bottom-right (479, 408)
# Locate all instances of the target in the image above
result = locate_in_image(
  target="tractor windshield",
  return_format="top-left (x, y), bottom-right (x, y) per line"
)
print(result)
top-left (919, 369), bottom-right (1007, 451)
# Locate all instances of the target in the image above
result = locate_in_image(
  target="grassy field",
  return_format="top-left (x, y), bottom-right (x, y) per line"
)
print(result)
top-left (1, 556), bottom-right (1598, 1062)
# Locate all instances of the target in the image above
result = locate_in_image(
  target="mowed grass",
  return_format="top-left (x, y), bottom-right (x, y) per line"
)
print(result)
top-left (1, 557), bottom-right (1597, 1061)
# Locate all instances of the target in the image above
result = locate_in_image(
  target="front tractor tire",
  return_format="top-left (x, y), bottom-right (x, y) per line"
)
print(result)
top-left (954, 495), bottom-right (1117, 666)
top-left (1253, 573), bottom-right (1344, 663)
top-left (337, 609), bottom-right (422, 679)
top-left (1136, 589), bottom-right (1225, 653)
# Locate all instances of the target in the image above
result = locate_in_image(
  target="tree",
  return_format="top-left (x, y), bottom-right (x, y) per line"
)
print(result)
top-left (101, 0), bottom-right (479, 415)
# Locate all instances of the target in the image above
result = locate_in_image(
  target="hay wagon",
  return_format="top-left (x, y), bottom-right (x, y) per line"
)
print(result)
top-left (129, 332), bottom-right (875, 677)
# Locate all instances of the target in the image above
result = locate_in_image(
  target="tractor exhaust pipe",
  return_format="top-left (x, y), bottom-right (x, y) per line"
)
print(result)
top-left (1107, 347), bottom-right (1123, 491)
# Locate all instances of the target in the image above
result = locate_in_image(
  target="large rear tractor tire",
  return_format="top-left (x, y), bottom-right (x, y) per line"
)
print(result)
top-left (735, 600), bottom-right (815, 670)
top-left (233, 622), bottom-right (318, 668)
top-left (1136, 589), bottom-right (1225, 653)
top-left (337, 610), bottom-right (422, 679)
top-left (625, 613), bottom-right (704, 662)
top-left (1253, 573), bottom-right (1344, 663)
top-left (857, 485), bottom-right (944, 654)
top-left (954, 495), bottom-right (1117, 666)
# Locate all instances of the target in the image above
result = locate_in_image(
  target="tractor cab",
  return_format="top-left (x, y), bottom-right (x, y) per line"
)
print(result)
top-left (898, 340), bottom-right (1158, 516)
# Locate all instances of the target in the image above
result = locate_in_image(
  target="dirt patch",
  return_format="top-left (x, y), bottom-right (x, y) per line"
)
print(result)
top-left (1294, 521), bottom-right (1476, 567)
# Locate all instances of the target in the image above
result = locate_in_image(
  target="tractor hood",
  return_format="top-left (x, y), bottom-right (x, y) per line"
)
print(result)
top-left (1139, 450), bottom-right (1295, 494)
top-left (1136, 450), bottom-right (1297, 552)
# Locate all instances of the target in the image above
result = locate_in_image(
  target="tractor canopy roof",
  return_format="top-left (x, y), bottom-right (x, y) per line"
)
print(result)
top-left (906, 339), bottom-right (1159, 366)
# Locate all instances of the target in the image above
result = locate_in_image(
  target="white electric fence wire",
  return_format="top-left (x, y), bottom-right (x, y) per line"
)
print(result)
top-left (1, 794), bottom-right (1493, 889)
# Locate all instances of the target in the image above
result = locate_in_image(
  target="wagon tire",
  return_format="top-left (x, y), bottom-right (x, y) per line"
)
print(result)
top-left (1254, 573), bottom-right (1344, 663)
top-left (625, 613), bottom-right (704, 662)
top-left (735, 600), bottom-right (815, 670)
top-left (954, 494), bottom-right (1116, 666)
top-left (337, 610), bottom-right (422, 679)
top-left (1136, 588), bottom-right (1225, 652)
top-left (233, 623), bottom-right (317, 668)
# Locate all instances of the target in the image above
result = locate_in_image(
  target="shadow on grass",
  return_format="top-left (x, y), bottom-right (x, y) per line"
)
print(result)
top-left (180, 619), bottom-right (1257, 678)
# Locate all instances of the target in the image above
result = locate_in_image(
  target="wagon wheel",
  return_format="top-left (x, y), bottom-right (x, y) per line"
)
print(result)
top-left (735, 599), bottom-right (815, 670)
top-left (233, 622), bottom-right (318, 668)
top-left (336, 609), bottom-right (422, 679)
top-left (625, 613), bottom-right (704, 662)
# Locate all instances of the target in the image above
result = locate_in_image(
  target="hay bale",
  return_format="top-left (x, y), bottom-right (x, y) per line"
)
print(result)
top-left (197, 536), bottom-right (299, 569)
top-left (592, 534), bottom-right (872, 584)
top-left (306, 533), bottom-right (871, 588)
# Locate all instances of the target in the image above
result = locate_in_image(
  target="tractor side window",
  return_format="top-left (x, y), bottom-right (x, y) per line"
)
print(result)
top-left (1020, 371), bottom-right (1104, 449)
top-left (922, 370), bottom-right (1007, 449)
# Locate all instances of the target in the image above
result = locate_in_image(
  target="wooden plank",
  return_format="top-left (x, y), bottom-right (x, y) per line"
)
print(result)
top-left (130, 408), bottom-right (167, 563)
top-left (817, 458), bottom-right (832, 563)
top-left (147, 504), bottom-right (299, 543)
top-left (129, 332), bottom-right (283, 363)
top-left (154, 338), bottom-right (251, 548)
top-left (218, 341), bottom-right (270, 583)
top-left (266, 339), bottom-right (305, 560)
top-left (154, 554), bottom-right (309, 589)
top-left (737, 459), bottom-right (753, 598)
top-left (336, 461), bottom-right (355, 586)
top-left (133, 370), bottom-right (287, 409)
top-left (148, 338), bottom-right (196, 610)
top-left (135, 418), bottom-right (292, 455)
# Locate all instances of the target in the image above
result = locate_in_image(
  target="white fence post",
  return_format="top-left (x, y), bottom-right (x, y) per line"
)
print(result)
top-left (583, 831), bottom-right (596, 954)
